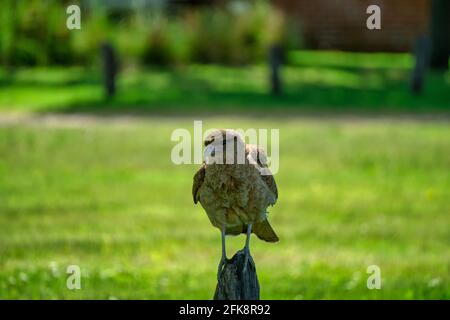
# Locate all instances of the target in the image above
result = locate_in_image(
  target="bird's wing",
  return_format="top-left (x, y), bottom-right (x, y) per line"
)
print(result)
top-left (261, 172), bottom-right (278, 201)
top-left (192, 163), bottom-right (206, 204)
top-left (247, 145), bottom-right (278, 201)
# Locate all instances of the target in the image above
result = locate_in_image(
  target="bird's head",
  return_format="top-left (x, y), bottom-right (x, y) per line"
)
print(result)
top-left (204, 129), bottom-right (245, 164)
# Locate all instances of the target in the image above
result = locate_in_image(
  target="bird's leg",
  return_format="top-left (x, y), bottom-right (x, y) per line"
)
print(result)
top-left (243, 223), bottom-right (252, 273)
top-left (217, 226), bottom-right (227, 281)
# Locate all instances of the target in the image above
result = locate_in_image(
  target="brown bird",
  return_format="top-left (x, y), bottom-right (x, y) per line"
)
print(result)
top-left (192, 129), bottom-right (279, 279)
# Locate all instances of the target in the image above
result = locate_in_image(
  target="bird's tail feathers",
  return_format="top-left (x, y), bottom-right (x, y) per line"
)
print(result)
top-left (253, 219), bottom-right (279, 243)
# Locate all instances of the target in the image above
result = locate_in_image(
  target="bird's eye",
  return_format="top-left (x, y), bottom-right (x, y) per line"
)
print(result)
top-left (204, 138), bottom-right (214, 147)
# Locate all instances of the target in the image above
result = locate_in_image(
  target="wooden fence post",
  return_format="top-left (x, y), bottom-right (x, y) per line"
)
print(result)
top-left (429, 0), bottom-right (449, 71)
top-left (214, 249), bottom-right (260, 300)
top-left (269, 44), bottom-right (283, 96)
top-left (101, 42), bottom-right (118, 99)
top-left (410, 36), bottom-right (430, 94)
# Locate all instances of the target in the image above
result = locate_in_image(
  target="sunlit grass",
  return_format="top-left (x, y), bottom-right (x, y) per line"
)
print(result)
top-left (0, 117), bottom-right (449, 299)
top-left (288, 51), bottom-right (414, 69)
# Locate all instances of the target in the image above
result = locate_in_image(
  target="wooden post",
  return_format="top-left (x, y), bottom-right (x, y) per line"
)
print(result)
top-left (429, 0), bottom-right (449, 71)
top-left (269, 45), bottom-right (283, 96)
top-left (214, 249), bottom-right (260, 300)
top-left (410, 36), bottom-right (430, 94)
top-left (101, 42), bottom-right (118, 98)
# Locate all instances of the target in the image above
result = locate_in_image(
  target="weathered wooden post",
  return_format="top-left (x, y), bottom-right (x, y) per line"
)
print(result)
top-left (101, 42), bottom-right (118, 99)
top-left (410, 36), bottom-right (430, 94)
top-left (214, 249), bottom-right (260, 300)
top-left (269, 44), bottom-right (283, 96)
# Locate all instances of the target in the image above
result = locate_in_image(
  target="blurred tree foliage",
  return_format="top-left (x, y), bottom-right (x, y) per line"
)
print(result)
top-left (0, 0), bottom-right (75, 67)
top-left (0, 0), bottom-right (301, 67)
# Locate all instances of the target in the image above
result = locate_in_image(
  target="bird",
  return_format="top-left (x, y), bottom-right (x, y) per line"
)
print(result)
top-left (192, 129), bottom-right (279, 279)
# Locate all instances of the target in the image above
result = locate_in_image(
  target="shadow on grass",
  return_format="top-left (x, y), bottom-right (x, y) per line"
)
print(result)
top-left (57, 80), bottom-right (449, 116)
top-left (2, 63), bottom-right (449, 116)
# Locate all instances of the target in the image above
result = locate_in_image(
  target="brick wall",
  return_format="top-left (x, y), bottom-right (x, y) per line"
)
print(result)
top-left (275, 0), bottom-right (431, 52)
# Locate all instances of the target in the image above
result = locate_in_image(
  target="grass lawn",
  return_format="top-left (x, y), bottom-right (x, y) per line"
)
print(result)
top-left (0, 51), bottom-right (449, 113)
top-left (0, 116), bottom-right (449, 299)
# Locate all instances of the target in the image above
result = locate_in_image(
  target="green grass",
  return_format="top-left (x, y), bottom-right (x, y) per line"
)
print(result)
top-left (0, 51), bottom-right (449, 113)
top-left (0, 116), bottom-right (449, 299)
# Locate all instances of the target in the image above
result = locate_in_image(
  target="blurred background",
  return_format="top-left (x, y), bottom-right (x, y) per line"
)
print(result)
top-left (0, 0), bottom-right (448, 299)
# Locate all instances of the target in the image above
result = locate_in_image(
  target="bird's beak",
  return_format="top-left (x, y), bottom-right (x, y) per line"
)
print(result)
top-left (204, 144), bottom-right (215, 164)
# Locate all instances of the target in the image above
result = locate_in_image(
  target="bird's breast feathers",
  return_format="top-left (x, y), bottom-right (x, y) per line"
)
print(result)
top-left (199, 163), bottom-right (275, 213)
